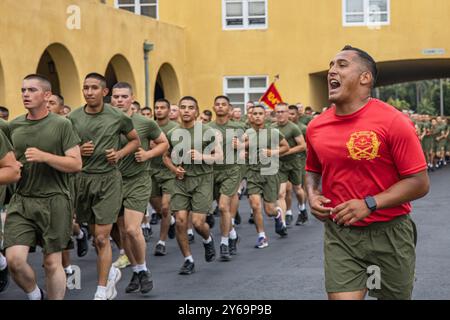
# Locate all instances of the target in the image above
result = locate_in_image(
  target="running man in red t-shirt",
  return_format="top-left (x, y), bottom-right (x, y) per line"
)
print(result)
top-left (305, 46), bottom-right (430, 300)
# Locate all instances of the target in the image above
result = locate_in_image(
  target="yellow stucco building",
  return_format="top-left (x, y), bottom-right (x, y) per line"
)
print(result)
top-left (1, 0), bottom-right (450, 118)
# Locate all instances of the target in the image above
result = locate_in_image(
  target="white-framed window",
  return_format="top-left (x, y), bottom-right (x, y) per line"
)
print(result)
top-left (343, 0), bottom-right (390, 27)
top-left (223, 76), bottom-right (268, 113)
top-left (115, 0), bottom-right (158, 19)
top-left (223, 0), bottom-right (268, 30)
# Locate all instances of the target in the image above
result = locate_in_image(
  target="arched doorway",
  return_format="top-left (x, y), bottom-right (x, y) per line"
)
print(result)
top-left (154, 63), bottom-right (180, 105)
top-left (36, 43), bottom-right (81, 107)
top-left (105, 54), bottom-right (136, 103)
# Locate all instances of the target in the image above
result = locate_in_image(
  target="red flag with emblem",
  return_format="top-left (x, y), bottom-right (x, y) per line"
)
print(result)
top-left (260, 82), bottom-right (283, 110)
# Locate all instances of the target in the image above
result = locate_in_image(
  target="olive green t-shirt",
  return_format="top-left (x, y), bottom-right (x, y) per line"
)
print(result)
top-left (119, 113), bottom-right (162, 177)
top-left (68, 104), bottom-right (134, 174)
top-left (167, 122), bottom-right (216, 177)
top-left (208, 120), bottom-right (246, 169)
top-left (245, 126), bottom-right (284, 172)
top-left (9, 113), bottom-right (80, 197)
top-left (150, 120), bottom-right (179, 170)
top-left (295, 120), bottom-right (308, 160)
top-left (0, 130), bottom-right (13, 159)
top-left (299, 115), bottom-right (313, 126)
top-left (0, 118), bottom-right (10, 138)
top-left (272, 121), bottom-right (302, 162)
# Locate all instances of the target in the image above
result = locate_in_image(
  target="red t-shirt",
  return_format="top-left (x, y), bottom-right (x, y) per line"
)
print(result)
top-left (305, 99), bottom-right (427, 226)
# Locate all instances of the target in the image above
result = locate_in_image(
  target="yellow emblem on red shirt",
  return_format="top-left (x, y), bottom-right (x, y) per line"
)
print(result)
top-left (346, 131), bottom-right (381, 160)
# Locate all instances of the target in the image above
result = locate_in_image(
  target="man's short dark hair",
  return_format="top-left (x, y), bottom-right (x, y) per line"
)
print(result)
top-left (0, 106), bottom-right (9, 115)
top-left (85, 73), bottom-right (107, 88)
top-left (342, 45), bottom-right (378, 87)
top-left (179, 96), bottom-right (198, 109)
top-left (202, 110), bottom-right (213, 117)
top-left (24, 74), bottom-right (52, 92)
top-left (53, 94), bottom-right (64, 106)
top-left (253, 104), bottom-right (265, 111)
top-left (141, 107), bottom-right (151, 113)
top-left (112, 81), bottom-right (133, 94)
top-left (305, 106), bottom-right (313, 112)
top-left (214, 95), bottom-right (230, 104)
top-left (288, 105), bottom-right (298, 111)
top-left (155, 98), bottom-right (170, 108)
top-left (132, 101), bottom-right (141, 111)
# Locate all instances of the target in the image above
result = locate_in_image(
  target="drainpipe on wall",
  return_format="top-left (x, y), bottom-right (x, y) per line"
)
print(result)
top-left (143, 41), bottom-right (154, 108)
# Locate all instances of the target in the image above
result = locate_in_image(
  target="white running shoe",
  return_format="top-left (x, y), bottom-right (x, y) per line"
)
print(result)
top-left (106, 266), bottom-right (122, 300)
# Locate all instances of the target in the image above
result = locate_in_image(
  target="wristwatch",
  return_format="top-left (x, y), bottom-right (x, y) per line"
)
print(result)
top-left (364, 196), bottom-right (377, 212)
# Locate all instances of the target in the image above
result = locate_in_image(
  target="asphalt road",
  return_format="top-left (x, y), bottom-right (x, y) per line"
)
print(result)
top-left (1, 166), bottom-right (449, 300)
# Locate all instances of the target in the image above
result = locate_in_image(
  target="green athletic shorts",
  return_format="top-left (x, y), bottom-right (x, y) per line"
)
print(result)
top-left (246, 169), bottom-right (280, 203)
top-left (121, 172), bottom-right (152, 214)
top-left (279, 158), bottom-right (304, 185)
top-left (75, 170), bottom-right (123, 225)
top-left (3, 193), bottom-right (73, 254)
top-left (324, 214), bottom-right (417, 300)
top-left (151, 169), bottom-right (175, 198)
top-left (170, 173), bottom-right (213, 214)
top-left (213, 166), bottom-right (241, 200)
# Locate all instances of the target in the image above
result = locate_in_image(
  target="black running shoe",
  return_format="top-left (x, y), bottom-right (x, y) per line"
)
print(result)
top-left (0, 266), bottom-right (9, 293)
top-left (150, 213), bottom-right (159, 225)
top-left (248, 213), bottom-right (254, 224)
top-left (213, 206), bottom-right (220, 217)
top-left (154, 243), bottom-right (166, 256)
top-left (138, 270), bottom-right (153, 294)
top-left (234, 211), bottom-right (241, 225)
top-left (229, 235), bottom-right (239, 255)
top-left (285, 214), bottom-right (293, 226)
top-left (188, 233), bottom-right (195, 244)
top-left (168, 221), bottom-right (176, 239)
top-left (179, 260), bottom-right (195, 275)
top-left (125, 272), bottom-right (140, 293)
top-left (142, 227), bottom-right (152, 243)
top-left (76, 226), bottom-right (89, 257)
top-left (206, 214), bottom-right (215, 229)
top-left (203, 237), bottom-right (216, 262)
top-left (220, 244), bottom-right (231, 261)
top-left (275, 217), bottom-right (287, 236)
top-left (300, 209), bottom-right (309, 224)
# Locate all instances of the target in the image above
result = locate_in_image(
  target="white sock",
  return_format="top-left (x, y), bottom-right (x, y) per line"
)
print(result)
top-left (157, 240), bottom-right (166, 246)
top-left (136, 263), bottom-right (147, 272)
top-left (221, 236), bottom-right (229, 246)
top-left (64, 265), bottom-right (73, 274)
top-left (27, 286), bottom-right (42, 300)
top-left (141, 223), bottom-right (146, 228)
top-left (145, 223), bottom-right (151, 229)
top-left (202, 235), bottom-right (212, 244)
top-left (229, 228), bottom-right (237, 240)
top-left (0, 254), bottom-right (7, 270)
top-left (299, 203), bottom-right (306, 211)
top-left (275, 208), bottom-right (282, 219)
top-left (170, 216), bottom-right (176, 225)
top-left (185, 255), bottom-right (194, 263)
top-left (187, 229), bottom-right (194, 236)
top-left (76, 229), bottom-right (84, 240)
top-left (131, 265), bottom-right (138, 273)
top-left (108, 266), bottom-right (117, 281)
top-left (286, 210), bottom-right (293, 216)
top-left (96, 286), bottom-right (107, 298)
top-left (119, 249), bottom-right (125, 255)
top-left (231, 218), bottom-right (235, 225)
top-left (258, 232), bottom-right (266, 239)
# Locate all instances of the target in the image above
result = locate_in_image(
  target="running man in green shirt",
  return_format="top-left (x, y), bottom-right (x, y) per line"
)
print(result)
top-left (68, 73), bottom-right (140, 300)
top-left (5, 74), bottom-right (81, 300)
top-left (150, 98), bottom-right (179, 256)
top-left (163, 96), bottom-right (223, 275)
top-left (111, 82), bottom-right (168, 295)
top-left (244, 105), bottom-right (289, 248)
